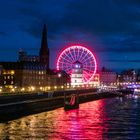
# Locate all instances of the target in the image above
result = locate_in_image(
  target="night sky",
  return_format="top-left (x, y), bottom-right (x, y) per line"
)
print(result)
top-left (0, 0), bottom-right (140, 71)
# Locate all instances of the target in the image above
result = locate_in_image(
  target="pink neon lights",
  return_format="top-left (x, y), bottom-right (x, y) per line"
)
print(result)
top-left (56, 45), bottom-right (97, 84)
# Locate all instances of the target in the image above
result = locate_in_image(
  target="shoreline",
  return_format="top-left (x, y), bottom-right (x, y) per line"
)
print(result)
top-left (0, 89), bottom-right (132, 122)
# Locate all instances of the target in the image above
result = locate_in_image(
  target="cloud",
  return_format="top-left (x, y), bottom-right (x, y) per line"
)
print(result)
top-left (107, 59), bottom-right (140, 63)
top-left (1, 0), bottom-right (140, 39)
top-left (0, 0), bottom-right (140, 69)
top-left (7, 0), bottom-right (140, 49)
top-left (61, 0), bottom-right (140, 34)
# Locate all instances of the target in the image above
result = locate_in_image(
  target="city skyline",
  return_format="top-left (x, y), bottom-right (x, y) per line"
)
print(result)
top-left (0, 0), bottom-right (140, 71)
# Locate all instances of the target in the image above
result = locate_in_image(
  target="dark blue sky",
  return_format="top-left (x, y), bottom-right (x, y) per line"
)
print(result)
top-left (0, 0), bottom-right (140, 71)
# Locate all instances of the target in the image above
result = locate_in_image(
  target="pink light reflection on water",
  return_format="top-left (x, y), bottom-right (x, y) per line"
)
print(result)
top-left (52, 99), bottom-right (110, 140)
top-left (0, 99), bottom-right (110, 140)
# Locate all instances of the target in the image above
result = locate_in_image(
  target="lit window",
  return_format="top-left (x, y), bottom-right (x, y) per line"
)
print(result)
top-left (11, 70), bottom-right (15, 75)
top-left (3, 71), bottom-right (6, 74)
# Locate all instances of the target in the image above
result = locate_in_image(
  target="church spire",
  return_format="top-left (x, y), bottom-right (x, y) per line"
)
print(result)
top-left (39, 24), bottom-right (49, 69)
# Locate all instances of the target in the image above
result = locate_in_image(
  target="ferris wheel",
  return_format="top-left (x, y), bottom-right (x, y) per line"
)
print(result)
top-left (56, 45), bottom-right (97, 84)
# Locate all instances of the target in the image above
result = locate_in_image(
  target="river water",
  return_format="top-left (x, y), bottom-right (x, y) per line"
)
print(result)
top-left (0, 95), bottom-right (140, 140)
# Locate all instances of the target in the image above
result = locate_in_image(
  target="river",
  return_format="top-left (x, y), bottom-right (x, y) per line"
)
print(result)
top-left (0, 95), bottom-right (140, 140)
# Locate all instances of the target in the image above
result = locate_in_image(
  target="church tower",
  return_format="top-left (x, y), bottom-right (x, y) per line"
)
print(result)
top-left (39, 24), bottom-right (49, 69)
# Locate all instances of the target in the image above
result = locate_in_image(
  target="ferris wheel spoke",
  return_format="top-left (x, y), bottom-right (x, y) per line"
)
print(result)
top-left (64, 51), bottom-right (73, 63)
top-left (83, 73), bottom-right (90, 82)
top-left (64, 68), bottom-right (71, 74)
top-left (76, 46), bottom-right (80, 60)
top-left (62, 64), bottom-right (72, 67)
top-left (67, 70), bottom-right (72, 75)
top-left (62, 65), bottom-right (72, 71)
top-left (59, 62), bottom-right (72, 69)
top-left (83, 70), bottom-right (92, 78)
top-left (83, 74), bottom-right (89, 82)
top-left (59, 60), bottom-right (72, 66)
top-left (83, 68), bottom-right (94, 74)
top-left (75, 48), bottom-right (78, 60)
top-left (83, 63), bottom-right (95, 68)
top-left (62, 65), bottom-right (72, 69)
top-left (83, 75), bottom-right (90, 81)
top-left (60, 58), bottom-right (71, 64)
top-left (61, 69), bottom-right (71, 74)
top-left (83, 64), bottom-right (95, 68)
top-left (80, 51), bottom-right (90, 62)
top-left (84, 77), bottom-right (89, 82)
top-left (68, 49), bottom-right (75, 62)
top-left (81, 50), bottom-right (87, 61)
top-left (78, 48), bottom-right (85, 61)
top-left (61, 66), bottom-right (71, 73)
top-left (73, 47), bottom-right (77, 60)
top-left (82, 55), bottom-right (93, 63)
top-left (82, 56), bottom-right (94, 64)
top-left (62, 65), bottom-right (72, 70)
top-left (72, 49), bottom-right (77, 61)
top-left (69, 49), bottom-right (76, 61)
top-left (60, 56), bottom-right (72, 64)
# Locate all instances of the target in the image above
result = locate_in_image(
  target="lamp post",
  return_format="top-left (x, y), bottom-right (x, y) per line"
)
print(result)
top-left (58, 73), bottom-right (63, 90)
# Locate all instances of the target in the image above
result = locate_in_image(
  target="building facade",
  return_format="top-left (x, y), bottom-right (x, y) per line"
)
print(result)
top-left (117, 69), bottom-right (136, 83)
top-left (18, 49), bottom-right (39, 62)
top-left (100, 67), bottom-right (117, 85)
top-left (89, 74), bottom-right (100, 87)
top-left (0, 25), bottom-right (70, 92)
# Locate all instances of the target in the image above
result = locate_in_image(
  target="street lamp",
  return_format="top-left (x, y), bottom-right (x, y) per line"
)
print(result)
top-left (58, 73), bottom-right (62, 89)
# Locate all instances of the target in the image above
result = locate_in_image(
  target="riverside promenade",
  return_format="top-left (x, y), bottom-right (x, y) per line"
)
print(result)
top-left (0, 88), bottom-right (133, 122)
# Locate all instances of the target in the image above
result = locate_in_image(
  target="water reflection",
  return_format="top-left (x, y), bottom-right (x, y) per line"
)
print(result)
top-left (52, 100), bottom-right (109, 139)
top-left (0, 100), bottom-right (108, 139)
top-left (0, 97), bottom-right (140, 139)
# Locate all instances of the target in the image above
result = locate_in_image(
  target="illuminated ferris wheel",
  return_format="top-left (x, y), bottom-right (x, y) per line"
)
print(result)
top-left (56, 45), bottom-right (97, 84)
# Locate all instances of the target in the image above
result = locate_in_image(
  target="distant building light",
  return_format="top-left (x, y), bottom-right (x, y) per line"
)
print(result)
top-left (21, 88), bottom-right (25, 91)
top-left (11, 88), bottom-right (15, 92)
top-left (31, 86), bottom-right (35, 91)
top-left (11, 70), bottom-right (15, 75)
